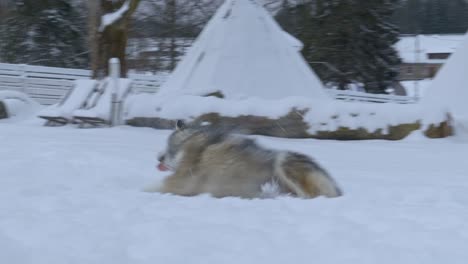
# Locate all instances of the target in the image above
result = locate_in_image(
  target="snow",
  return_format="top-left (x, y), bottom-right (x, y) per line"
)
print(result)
top-left (396, 34), bottom-right (464, 63)
top-left (283, 30), bottom-right (303, 51)
top-left (422, 32), bottom-right (468, 134)
top-left (99, 1), bottom-right (130, 32)
top-left (158, 0), bottom-right (328, 100)
top-left (125, 93), bottom-right (445, 134)
top-left (38, 79), bottom-right (97, 119)
top-left (401, 129), bottom-right (428, 142)
top-left (400, 79), bottom-right (433, 98)
top-left (38, 78), bottom-right (132, 121)
top-left (122, 1), bottom-right (445, 134)
top-left (0, 90), bottom-right (42, 121)
top-left (0, 122), bottom-right (467, 264)
top-left (73, 78), bottom-right (132, 120)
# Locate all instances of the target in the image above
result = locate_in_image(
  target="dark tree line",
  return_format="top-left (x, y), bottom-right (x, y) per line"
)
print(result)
top-left (277, 0), bottom-right (401, 93)
top-left (128, 0), bottom-right (220, 72)
top-left (1, 0), bottom-right (467, 92)
top-left (392, 0), bottom-right (468, 34)
top-left (0, 0), bottom-right (88, 68)
top-left (0, 0), bottom-right (218, 74)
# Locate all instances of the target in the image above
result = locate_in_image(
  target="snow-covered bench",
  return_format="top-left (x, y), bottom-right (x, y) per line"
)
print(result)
top-left (38, 79), bottom-right (98, 125)
top-left (73, 78), bottom-right (133, 127)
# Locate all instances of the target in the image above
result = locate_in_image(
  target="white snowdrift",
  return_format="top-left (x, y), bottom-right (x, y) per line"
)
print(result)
top-left (422, 32), bottom-right (468, 137)
top-left (0, 90), bottom-right (42, 121)
top-left (125, 93), bottom-right (447, 134)
top-left (0, 124), bottom-right (467, 264)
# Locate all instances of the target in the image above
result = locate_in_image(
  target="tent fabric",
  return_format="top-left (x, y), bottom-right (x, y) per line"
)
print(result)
top-left (158, 0), bottom-right (329, 101)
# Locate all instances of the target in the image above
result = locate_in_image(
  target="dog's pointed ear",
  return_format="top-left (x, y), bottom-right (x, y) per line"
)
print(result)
top-left (175, 120), bottom-right (186, 130)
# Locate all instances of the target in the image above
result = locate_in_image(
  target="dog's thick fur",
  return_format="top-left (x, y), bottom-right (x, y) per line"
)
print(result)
top-left (147, 121), bottom-right (342, 199)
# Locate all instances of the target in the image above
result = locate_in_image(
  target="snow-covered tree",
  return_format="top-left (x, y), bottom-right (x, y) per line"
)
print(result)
top-left (353, 0), bottom-right (401, 93)
top-left (0, 0), bottom-right (87, 68)
top-left (277, 0), bottom-right (401, 93)
top-left (127, 0), bottom-right (221, 72)
top-left (0, 0), bottom-right (11, 16)
top-left (393, 0), bottom-right (468, 34)
top-left (89, 0), bottom-right (141, 78)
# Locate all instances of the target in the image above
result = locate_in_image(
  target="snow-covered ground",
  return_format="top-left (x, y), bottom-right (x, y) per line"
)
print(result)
top-left (396, 34), bottom-right (464, 64)
top-left (0, 91), bottom-right (42, 122)
top-left (1, 121), bottom-right (467, 264)
top-left (401, 79), bottom-right (433, 97)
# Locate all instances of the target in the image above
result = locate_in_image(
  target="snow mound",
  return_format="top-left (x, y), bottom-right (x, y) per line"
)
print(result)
top-left (422, 32), bottom-right (468, 134)
top-left (0, 90), bottom-right (42, 122)
top-left (452, 116), bottom-right (468, 142)
top-left (1, 124), bottom-right (468, 264)
top-left (402, 130), bottom-right (428, 142)
top-left (125, 93), bottom-right (446, 135)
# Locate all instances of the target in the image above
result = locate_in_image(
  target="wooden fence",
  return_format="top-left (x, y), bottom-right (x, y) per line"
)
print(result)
top-left (326, 89), bottom-right (416, 104)
top-left (0, 63), bottom-right (166, 105)
top-left (0, 62), bottom-right (415, 105)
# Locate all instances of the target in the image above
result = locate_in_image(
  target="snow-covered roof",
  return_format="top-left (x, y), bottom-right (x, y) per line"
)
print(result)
top-left (396, 34), bottom-right (465, 63)
top-left (422, 33), bottom-right (468, 122)
top-left (157, 0), bottom-right (329, 101)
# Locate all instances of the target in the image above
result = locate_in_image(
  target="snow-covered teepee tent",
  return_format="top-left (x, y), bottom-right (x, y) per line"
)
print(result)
top-left (125, 0), bottom-right (444, 140)
top-left (158, 0), bottom-right (329, 101)
top-left (422, 32), bottom-right (468, 136)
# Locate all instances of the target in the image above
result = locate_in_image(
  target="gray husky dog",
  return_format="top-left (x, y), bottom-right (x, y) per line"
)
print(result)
top-left (146, 121), bottom-right (342, 199)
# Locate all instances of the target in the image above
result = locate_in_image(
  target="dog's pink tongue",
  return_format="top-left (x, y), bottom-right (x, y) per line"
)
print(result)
top-left (157, 163), bottom-right (169, 171)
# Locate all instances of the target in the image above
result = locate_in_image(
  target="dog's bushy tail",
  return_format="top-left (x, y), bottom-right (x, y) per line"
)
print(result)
top-left (274, 152), bottom-right (342, 198)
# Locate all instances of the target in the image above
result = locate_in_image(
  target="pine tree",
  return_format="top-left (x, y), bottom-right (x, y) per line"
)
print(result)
top-left (311, 0), bottom-right (359, 90)
top-left (32, 0), bottom-right (87, 67)
top-left (353, 0), bottom-right (401, 93)
top-left (277, 0), bottom-right (401, 93)
top-left (275, 0), bottom-right (294, 34)
top-left (392, 0), bottom-right (468, 34)
top-left (447, 0), bottom-right (468, 33)
top-left (392, 0), bottom-right (423, 34)
top-left (0, 4), bottom-right (28, 63)
top-left (422, 0), bottom-right (440, 33)
top-left (0, 0), bottom-right (87, 68)
top-left (0, 0), bottom-right (12, 17)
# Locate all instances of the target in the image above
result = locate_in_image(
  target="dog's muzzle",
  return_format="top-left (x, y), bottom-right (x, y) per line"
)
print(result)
top-left (157, 153), bottom-right (170, 171)
top-left (157, 163), bottom-right (170, 171)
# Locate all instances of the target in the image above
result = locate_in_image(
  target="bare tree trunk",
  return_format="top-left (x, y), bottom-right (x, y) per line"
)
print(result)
top-left (88, 0), bottom-right (100, 78)
top-left (0, 0), bottom-right (8, 17)
top-left (89, 0), bottom-right (140, 78)
top-left (165, 0), bottom-right (178, 71)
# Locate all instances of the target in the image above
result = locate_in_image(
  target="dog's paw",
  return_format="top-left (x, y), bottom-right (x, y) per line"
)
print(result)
top-left (260, 181), bottom-right (281, 198)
